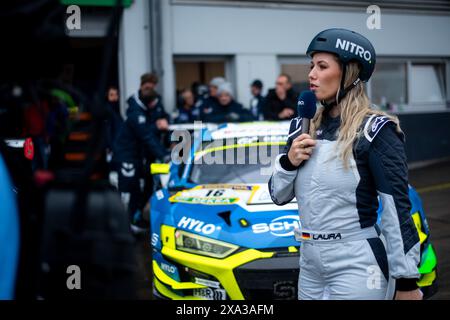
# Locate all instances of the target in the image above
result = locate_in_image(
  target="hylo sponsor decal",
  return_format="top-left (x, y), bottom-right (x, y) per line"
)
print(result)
top-left (177, 216), bottom-right (221, 235)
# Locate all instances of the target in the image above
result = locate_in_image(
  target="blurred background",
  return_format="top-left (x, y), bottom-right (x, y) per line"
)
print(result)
top-left (57, 0), bottom-right (450, 162)
top-left (0, 0), bottom-right (449, 300)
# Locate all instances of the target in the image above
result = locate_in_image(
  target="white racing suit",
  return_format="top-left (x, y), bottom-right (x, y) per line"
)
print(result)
top-left (269, 114), bottom-right (420, 300)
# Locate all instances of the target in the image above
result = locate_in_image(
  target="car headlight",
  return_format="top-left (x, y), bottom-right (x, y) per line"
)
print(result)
top-left (175, 230), bottom-right (239, 259)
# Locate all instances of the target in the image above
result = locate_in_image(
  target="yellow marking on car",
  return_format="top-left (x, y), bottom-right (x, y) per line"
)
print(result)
top-left (158, 225), bottom-right (274, 300)
top-left (150, 163), bottom-right (170, 175)
top-left (168, 184), bottom-right (260, 205)
top-left (194, 141), bottom-right (286, 160)
top-left (162, 246), bottom-right (273, 300)
top-left (169, 195), bottom-right (239, 205)
top-left (239, 219), bottom-right (248, 227)
top-left (412, 212), bottom-right (428, 244)
top-left (153, 260), bottom-right (206, 290)
top-left (154, 278), bottom-right (205, 300)
top-left (417, 270), bottom-right (436, 287)
top-left (246, 185), bottom-right (260, 204)
top-left (161, 225), bottom-right (177, 249)
top-left (195, 184), bottom-right (254, 191)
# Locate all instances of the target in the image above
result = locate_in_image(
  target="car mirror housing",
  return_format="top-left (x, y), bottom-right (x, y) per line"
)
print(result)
top-left (151, 163), bottom-right (170, 175)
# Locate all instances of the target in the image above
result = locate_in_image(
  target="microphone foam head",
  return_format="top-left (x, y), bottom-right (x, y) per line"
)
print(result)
top-left (298, 90), bottom-right (317, 119)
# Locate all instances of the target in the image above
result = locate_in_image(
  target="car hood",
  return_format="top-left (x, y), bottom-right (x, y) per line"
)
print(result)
top-left (155, 184), bottom-right (422, 250)
top-left (164, 184), bottom-right (300, 249)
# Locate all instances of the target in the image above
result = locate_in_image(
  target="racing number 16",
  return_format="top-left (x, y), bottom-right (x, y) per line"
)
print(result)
top-left (206, 189), bottom-right (225, 197)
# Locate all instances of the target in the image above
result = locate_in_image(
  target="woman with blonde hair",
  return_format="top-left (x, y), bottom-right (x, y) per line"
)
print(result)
top-left (269, 28), bottom-right (422, 300)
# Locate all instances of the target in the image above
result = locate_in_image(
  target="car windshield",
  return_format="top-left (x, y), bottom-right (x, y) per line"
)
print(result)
top-left (189, 138), bottom-right (286, 184)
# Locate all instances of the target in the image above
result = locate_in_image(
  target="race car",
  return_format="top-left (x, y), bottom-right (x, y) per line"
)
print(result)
top-left (149, 122), bottom-right (437, 300)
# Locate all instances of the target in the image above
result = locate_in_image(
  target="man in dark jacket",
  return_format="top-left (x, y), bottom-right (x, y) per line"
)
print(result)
top-left (203, 82), bottom-right (254, 123)
top-left (263, 74), bottom-right (298, 120)
top-left (249, 79), bottom-right (265, 121)
top-left (129, 73), bottom-right (172, 215)
top-left (127, 72), bottom-right (170, 129)
top-left (175, 89), bottom-right (197, 124)
top-left (113, 89), bottom-right (169, 234)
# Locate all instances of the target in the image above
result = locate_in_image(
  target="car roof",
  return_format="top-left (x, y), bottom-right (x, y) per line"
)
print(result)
top-left (208, 121), bottom-right (291, 140)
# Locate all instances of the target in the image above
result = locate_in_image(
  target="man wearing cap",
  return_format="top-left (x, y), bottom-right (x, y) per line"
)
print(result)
top-left (126, 72), bottom-right (170, 130)
top-left (114, 74), bottom-right (170, 234)
top-left (203, 82), bottom-right (254, 123)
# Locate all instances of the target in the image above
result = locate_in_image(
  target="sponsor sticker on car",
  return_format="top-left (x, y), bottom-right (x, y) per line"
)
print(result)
top-left (169, 185), bottom-right (260, 205)
top-left (170, 196), bottom-right (239, 205)
top-left (194, 278), bottom-right (221, 289)
top-left (193, 287), bottom-right (226, 300)
top-left (177, 216), bottom-right (222, 235)
top-left (252, 215), bottom-right (301, 237)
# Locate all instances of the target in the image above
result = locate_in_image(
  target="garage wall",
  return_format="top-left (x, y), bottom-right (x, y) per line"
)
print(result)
top-left (171, 4), bottom-right (450, 56)
top-left (168, 3), bottom-right (450, 107)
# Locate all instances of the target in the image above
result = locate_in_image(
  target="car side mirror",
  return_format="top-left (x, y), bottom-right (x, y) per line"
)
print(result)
top-left (150, 163), bottom-right (170, 175)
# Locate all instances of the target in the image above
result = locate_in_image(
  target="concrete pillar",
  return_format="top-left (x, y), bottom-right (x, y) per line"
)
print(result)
top-left (161, 0), bottom-right (176, 114)
top-left (118, 0), bottom-right (151, 116)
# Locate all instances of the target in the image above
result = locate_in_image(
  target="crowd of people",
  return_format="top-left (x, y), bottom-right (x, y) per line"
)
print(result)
top-left (0, 69), bottom-right (303, 238)
top-left (3, 70), bottom-right (301, 240)
top-left (173, 74), bottom-right (300, 124)
top-left (105, 71), bottom-right (301, 233)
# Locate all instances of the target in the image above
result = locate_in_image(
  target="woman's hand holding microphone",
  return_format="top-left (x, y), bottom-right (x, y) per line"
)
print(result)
top-left (287, 133), bottom-right (317, 167)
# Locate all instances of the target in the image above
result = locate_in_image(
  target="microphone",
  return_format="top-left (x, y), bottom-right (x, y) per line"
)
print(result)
top-left (297, 90), bottom-right (317, 134)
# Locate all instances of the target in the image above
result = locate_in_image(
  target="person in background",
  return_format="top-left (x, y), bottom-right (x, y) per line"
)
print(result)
top-left (249, 79), bottom-right (265, 121)
top-left (175, 89), bottom-right (197, 124)
top-left (114, 87), bottom-right (169, 234)
top-left (191, 82), bottom-right (208, 120)
top-left (263, 74), bottom-right (298, 121)
top-left (105, 86), bottom-right (123, 169)
top-left (199, 77), bottom-right (226, 121)
top-left (127, 72), bottom-right (171, 131)
top-left (203, 82), bottom-right (254, 123)
top-left (126, 72), bottom-right (171, 159)
top-left (130, 73), bottom-right (171, 213)
top-left (191, 81), bottom-right (209, 103)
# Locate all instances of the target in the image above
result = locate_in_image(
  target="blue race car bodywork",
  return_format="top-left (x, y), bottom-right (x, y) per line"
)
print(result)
top-left (149, 122), bottom-right (437, 300)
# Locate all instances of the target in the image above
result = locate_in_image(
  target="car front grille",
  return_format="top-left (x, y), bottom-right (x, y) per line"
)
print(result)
top-left (233, 255), bottom-right (300, 300)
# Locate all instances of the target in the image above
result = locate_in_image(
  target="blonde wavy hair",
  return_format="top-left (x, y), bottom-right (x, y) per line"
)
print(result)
top-left (309, 59), bottom-right (402, 169)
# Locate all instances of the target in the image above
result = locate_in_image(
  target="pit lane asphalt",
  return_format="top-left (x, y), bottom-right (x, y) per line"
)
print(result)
top-left (134, 160), bottom-right (450, 300)
top-left (409, 160), bottom-right (450, 299)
